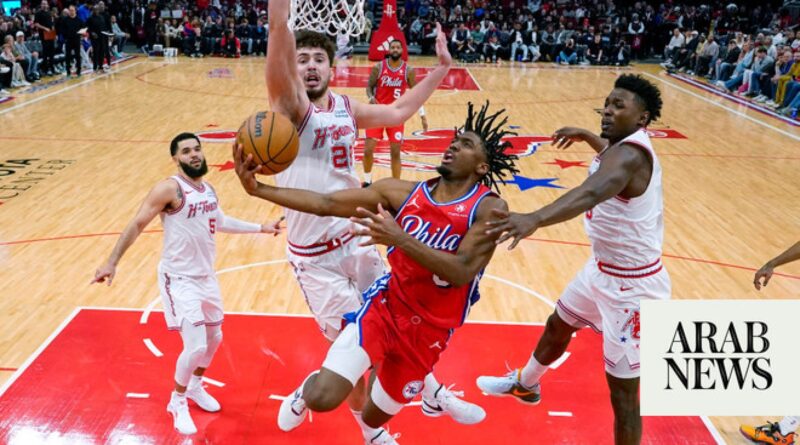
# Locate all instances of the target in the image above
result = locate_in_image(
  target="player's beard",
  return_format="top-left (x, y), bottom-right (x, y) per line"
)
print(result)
top-left (180, 159), bottom-right (208, 179)
top-left (389, 52), bottom-right (402, 61)
top-left (436, 164), bottom-right (453, 179)
top-left (306, 79), bottom-right (329, 101)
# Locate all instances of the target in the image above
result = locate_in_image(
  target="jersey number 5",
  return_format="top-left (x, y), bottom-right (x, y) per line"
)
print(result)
top-left (209, 218), bottom-right (217, 234)
top-left (332, 145), bottom-right (350, 169)
top-left (393, 89), bottom-right (401, 100)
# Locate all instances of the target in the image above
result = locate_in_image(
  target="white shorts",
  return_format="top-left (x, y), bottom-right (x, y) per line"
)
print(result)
top-left (288, 241), bottom-right (386, 341)
top-left (556, 258), bottom-right (671, 379)
top-left (158, 265), bottom-right (223, 331)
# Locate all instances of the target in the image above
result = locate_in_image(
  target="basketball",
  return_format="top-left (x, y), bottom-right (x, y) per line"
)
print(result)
top-left (236, 111), bottom-right (299, 175)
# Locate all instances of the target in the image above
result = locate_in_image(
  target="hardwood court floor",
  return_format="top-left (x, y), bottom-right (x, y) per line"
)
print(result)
top-left (0, 55), bottom-right (798, 444)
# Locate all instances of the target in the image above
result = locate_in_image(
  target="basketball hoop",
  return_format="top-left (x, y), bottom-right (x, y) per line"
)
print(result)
top-left (290, 0), bottom-right (367, 38)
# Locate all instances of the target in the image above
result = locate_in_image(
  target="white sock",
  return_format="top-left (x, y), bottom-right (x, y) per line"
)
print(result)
top-left (188, 374), bottom-right (202, 389)
top-left (364, 172), bottom-right (372, 183)
top-left (519, 355), bottom-right (548, 388)
top-left (351, 409), bottom-right (380, 438)
top-left (779, 416), bottom-right (799, 435)
top-left (422, 373), bottom-right (440, 400)
top-left (172, 390), bottom-right (186, 399)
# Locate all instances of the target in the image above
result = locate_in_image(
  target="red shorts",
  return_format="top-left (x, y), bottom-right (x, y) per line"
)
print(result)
top-left (355, 291), bottom-right (451, 403)
top-left (365, 125), bottom-right (404, 144)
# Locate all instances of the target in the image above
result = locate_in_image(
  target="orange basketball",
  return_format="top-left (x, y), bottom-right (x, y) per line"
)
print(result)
top-left (236, 111), bottom-right (299, 175)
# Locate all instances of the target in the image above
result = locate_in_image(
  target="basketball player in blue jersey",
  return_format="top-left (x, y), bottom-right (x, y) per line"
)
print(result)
top-left (92, 133), bottom-right (283, 435)
top-left (261, 1), bottom-right (484, 443)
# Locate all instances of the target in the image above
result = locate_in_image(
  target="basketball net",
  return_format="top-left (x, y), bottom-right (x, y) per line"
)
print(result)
top-left (289, 0), bottom-right (366, 37)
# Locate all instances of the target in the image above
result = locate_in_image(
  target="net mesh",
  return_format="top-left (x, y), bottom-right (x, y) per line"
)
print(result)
top-left (290, 0), bottom-right (367, 37)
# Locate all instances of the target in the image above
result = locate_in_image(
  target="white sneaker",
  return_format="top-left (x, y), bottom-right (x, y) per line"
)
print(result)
top-left (476, 369), bottom-right (541, 405)
top-left (187, 378), bottom-right (221, 412)
top-left (367, 428), bottom-right (401, 444)
top-left (421, 384), bottom-right (486, 424)
top-left (277, 371), bottom-right (317, 432)
top-left (167, 392), bottom-right (197, 435)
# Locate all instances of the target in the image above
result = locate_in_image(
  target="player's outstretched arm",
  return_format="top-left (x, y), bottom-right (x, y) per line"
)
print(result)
top-left (488, 144), bottom-right (647, 249)
top-left (351, 23), bottom-right (451, 129)
top-left (216, 209), bottom-right (285, 236)
top-left (92, 180), bottom-right (177, 285)
top-left (551, 127), bottom-right (608, 153)
top-left (353, 197), bottom-right (507, 287)
top-left (266, 0), bottom-right (309, 124)
top-left (233, 144), bottom-right (412, 217)
top-left (754, 241), bottom-right (800, 290)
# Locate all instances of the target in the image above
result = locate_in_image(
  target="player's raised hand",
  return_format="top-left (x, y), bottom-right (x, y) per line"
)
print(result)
top-left (551, 127), bottom-right (588, 149)
top-left (350, 204), bottom-right (406, 247)
top-left (486, 209), bottom-right (540, 250)
top-left (232, 143), bottom-right (262, 194)
top-left (753, 263), bottom-right (775, 290)
top-left (92, 263), bottom-right (116, 286)
top-left (434, 22), bottom-right (452, 67)
top-left (262, 216), bottom-right (285, 236)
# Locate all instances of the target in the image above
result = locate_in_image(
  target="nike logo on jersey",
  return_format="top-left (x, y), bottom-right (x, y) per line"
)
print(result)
top-left (620, 286), bottom-right (633, 292)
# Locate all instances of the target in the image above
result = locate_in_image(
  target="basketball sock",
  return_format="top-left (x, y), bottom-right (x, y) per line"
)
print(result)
top-left (364, 172), bottom-right (372, 183)
top-left (422, 373), bottom-right (440, 400)
top-left (519, 355), bottom-right (548, 388)
top-left (188, 374), bottom-right (203, 390)
top-left (351, 409), bottom-right (380, 438)
top-left (779, 416), bottom-right (799, 435)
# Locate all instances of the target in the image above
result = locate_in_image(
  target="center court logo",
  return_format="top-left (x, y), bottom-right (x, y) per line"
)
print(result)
top-left (641, 300), bottom-right (799, 416)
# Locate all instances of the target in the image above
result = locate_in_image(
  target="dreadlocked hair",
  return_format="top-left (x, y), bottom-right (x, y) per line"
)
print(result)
top-left (459, 101), bottom-right (520, 193)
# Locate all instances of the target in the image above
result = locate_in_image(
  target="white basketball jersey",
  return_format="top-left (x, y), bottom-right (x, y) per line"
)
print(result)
top-left (159, 175), bottom-right (220, 277)
top-left (276, 91), bottom-right (360, 247)
top-left (584, 129), bottom-right (664, 267)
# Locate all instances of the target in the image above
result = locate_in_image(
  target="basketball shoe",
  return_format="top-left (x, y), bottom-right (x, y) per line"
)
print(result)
top-left (277, 371), bottom-right (318, 432)
top-left (367, 428), bottom-right (400, 444)
top-left (167, 391), bottom-right (197, 435)
top-left (421, 384), bottom-right (486, 424)
top-left (740, 421), bottom-right (796, 445)
top-left (475, 369), bottom-right (541, 405)
top-left (186, 376), bottom-right (221, 412)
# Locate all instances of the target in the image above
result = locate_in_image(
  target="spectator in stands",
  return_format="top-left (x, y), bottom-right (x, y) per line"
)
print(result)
top-left (110, 15), bottom-right (129, 58)
top-left (484, 33), bottom-right (501, 64)
top-left (234, 18), bottom-right (250, 55)
top-left (13, 31), bottom-right (39, 81)
top-left (34, 0), bottom-right (56, 76)
top-left (1, 39), bottom-right (30, 87)
top-left (773, 51), bottom-right (800, 110)
top-left (758, 49), bottom-right (793, 105)
top-left (721, 46), bottom-right (769, 93)
top-left (663, 27), bottom-right (684, 61)
top-left (691, 34), bottom-right (718, 76)
top-left (87, 4), bottom-right (108, 72)
top-left (587, 32), bottom-right (607, 65)
top-left (252, 17), bottom-right (266, 56)
top-left (450, 21), bottom-right (468, 55)
top-left (668, 30), bottom-right (698, 70)
top-left (61, 5), bottom-right (83, 76)
top-left (713, 39), bottom-right (742, 82)
top-left (220, 28), bottom-right (239, 58)
top-left (743, 47), bottom-right (776, 99)
top-left (559, 37), bottom-right (577, 65)
top-left (628, 13), bottom-right (645, 59)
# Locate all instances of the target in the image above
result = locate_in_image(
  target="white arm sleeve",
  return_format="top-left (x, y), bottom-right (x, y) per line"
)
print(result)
top-left (217, 209), bottom-right (262, 234)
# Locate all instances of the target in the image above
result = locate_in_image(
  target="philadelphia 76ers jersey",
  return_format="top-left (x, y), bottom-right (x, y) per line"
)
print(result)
top-left (375, 59), bottom-right (408, 105)
top-left (159, 175), bottom-right (221, 277)
top-left (385, 178), bottom-right (497, 330)
top-left (275, 91), bottom-right (360, 247)
top-left (584, 128), bottom-right (664, 268)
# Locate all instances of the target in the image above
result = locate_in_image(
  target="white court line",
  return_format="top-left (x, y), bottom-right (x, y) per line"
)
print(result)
top-left (548, 411), bottom-right (573, 417)
top-left (268, 394), bottom-right (287, 401)
top-left (639, 71), bottom-right (800, 142)
top-left (126, 393), bottom-right (150, 399)
top-left (548, 352), bottom-right (571, 370)
top-left (202, 376), bottom-right (225, 387)
top-left (142, 338), bottom-right (163, 357)
top-left (0, 307), bottom-right (81, 397)
top-left (484, 274), bottom-right (556, 308)
top-left (464, 67), bottom-right (483, 91)
top-left (0, 61), bottom-right (145, 116)
top-left (700, 415), bottom-right (728, 445)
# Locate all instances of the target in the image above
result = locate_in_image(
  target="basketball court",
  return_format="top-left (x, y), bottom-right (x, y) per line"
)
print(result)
top-left (1, 47), bottom-right (799, 444)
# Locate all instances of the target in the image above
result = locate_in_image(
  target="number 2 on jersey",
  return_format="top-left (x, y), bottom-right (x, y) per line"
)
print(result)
top-left (332, 145), bottom-right (351, 169)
